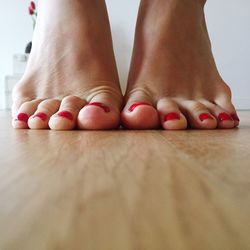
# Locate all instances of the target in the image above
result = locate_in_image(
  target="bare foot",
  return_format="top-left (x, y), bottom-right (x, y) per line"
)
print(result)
top-left (122, 0), bottom-right (239, 130)
top-left (12, 0), bottom-right (122, 130)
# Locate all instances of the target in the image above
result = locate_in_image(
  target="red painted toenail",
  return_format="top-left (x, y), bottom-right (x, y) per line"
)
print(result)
top-left (164, 112), bottom-right (180, 121)
top-left (33, 112), bottom-right (47, 121)
top-left (218, 112), bottom-right (233, 122)
top-left (231, 113), bottom-right (240, 122)
top-left (87, 102), bottom-right (110, 113)
top-left (16, 113), bottom-right (29, 123)
top-left (57, 111), bottom-right (74, 121)
top-left (128, 102), bottom-right (151, 112)
top-left (199, 113), bottom-right (213, 121)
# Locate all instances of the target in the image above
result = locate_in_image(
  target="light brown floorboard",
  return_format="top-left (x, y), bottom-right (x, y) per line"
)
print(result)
top-left (0, 111), bottom-right (250, 250)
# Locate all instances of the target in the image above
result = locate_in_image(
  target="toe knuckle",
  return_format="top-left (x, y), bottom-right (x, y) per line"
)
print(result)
top-left (161, 98), bottom-right (176, 107)
top-left (39, 100), bottom-right (61, 114)
top-left (12, 86), bottom-right (26, 102)
top-left (220, 82), bottom-right (232, 98)
top-left (190, 102), bottom-right (206, 113)
top-left (19, 101), bottom-right (32, 110)
top-left (38, 99), bottom-right (53, 109)
top-left (63, 95), bottom-right (81, 104)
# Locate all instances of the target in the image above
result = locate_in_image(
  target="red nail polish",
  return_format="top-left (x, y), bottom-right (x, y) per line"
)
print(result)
top-left (87, 102), bottom-right (110, 113)
top-left (231, 113), bottom-right (240, 122)
top-left (128, 102), bottom-right (150, 112)
top-left (57, 111), bottom-right (74, 121)
top-left (199, 113), bottom-right (213, 121)
top-left (164, 112), bottom-right (180, 122)
top-left (33, 112), bottom-right (47, 121)
top-left (16, 113), bottom-right (29, 123)
top-left (218, 112), bottom-right (233, 122)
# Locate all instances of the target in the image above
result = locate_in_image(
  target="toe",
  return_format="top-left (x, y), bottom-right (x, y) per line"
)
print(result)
top-left (28, 99), bottom-right (61, 129)
top-left (121, 94), bottom-right (159, 129)
top-left (49, 96), bottom-right (86, 130)
top-left (77, 94), bottom-right (121, 130)
top-left (12, 99), bottom-right (42, 129)
top-left (215, 97), bottom-right (240, 128)
top-left (178, 100), bottom-right (217, 129)
top-left (157, 98), bottom-right (187, 130)
top-left (201, 100), bottom-right (235, 129)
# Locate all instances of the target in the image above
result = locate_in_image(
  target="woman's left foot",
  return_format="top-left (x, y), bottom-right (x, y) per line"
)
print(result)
top-left (122, 0), bottom-right (239, 130)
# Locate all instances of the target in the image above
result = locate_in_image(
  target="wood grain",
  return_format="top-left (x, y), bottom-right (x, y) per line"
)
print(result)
top-left (0, 111), bottom-right (250, 250)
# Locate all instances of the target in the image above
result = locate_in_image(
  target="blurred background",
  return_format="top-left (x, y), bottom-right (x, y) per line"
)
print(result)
top-left (0, 0), bottom-right (249, 110)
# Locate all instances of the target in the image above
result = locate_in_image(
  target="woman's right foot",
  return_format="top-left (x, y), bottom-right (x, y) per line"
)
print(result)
top-left (12, 0), bottom-right (122, 130)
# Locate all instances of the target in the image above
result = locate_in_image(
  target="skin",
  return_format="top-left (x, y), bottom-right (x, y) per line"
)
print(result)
top-left (12, 0), bottom-right (239, 130)
top-left (12, 0), bottom-right (122, 130)
top-left (121, 0), bottom-right (239, 129)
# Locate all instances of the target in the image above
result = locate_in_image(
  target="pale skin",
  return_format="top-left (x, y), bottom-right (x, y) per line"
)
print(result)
top-left (12, 0), bottom-right (240, 130)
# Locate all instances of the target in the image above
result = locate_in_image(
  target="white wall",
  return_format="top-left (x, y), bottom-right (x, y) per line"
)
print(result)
top-left (205, 0), bottom-right (250, 109)
top-left (0, 0), bottom-right (250, 109)
top-left (0, 0), bottom-right (33, 109)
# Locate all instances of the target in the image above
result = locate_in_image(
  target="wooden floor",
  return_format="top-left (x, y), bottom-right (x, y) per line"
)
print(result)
top-left (0, 111), bottom-right (250, 250)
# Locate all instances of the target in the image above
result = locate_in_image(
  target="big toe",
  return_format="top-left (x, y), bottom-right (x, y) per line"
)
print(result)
top-left (121, 94), bottom-right (159, 129)
top-left (77, 94), bottom-right (121, 130)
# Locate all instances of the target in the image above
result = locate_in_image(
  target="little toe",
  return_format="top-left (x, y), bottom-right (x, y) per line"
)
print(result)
top-left (230, 112), bottom-right (240, 127)
top-left (178, 100), bottom-right (217, 129)
top-left (28, 99), bottom-right (61, 129)
top-left (214, 98), bottom-right (240, 128)
top-left (157, 98), bottom-right (187, 130)
top-left (202, 100), bottom-right (235, 129)
top-left (121, 94), bottom-right (159, 129)
top-left (49, 96), bottom-right (86, 130)
top-left (77, 94), bottom-right (120, 130)
top-left (12, 99), bottom-right (42, 129)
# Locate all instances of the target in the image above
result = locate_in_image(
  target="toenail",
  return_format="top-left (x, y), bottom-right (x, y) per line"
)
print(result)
top-left (57, 111), bottom-right (74, 121)
top-left (33, 112), bottom-right (48, 121)
top-left (128, 102), bottom-right (151, 112)
top-left (87, 102), bottom-right (110, 113)
top-left (199, 113), bottom-right (213, 122)
top-left (164, 112), bottom-right (180, 122)
top-left (16, 113), bottom-right (29, 123)
top-left (218, 112), bottom-right (233, 122)
top-left (231, 113), bottom-right (240, 122)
